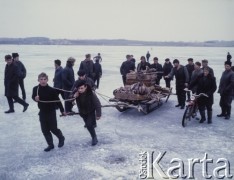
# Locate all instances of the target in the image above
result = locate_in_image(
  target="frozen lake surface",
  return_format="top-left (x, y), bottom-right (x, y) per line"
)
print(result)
top-left (0, 45), bottom-right (233, 179)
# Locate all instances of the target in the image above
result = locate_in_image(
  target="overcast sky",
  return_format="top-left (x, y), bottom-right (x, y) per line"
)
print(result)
top-left (0, 0), bottom-right (233, 41)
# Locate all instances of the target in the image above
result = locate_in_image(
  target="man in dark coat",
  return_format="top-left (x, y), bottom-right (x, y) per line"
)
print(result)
top-left (4, 55), bottom-right (29, 113)
top-left (120, 54), bottom-right (135, 85)
top-left (189, 67), bottom-right (217, 124)
top-left (227, 52), bottom-right (232, 62)
top-left (146, 51), bottom-right (150, 62)
top-left (201, 59), bottom-right (214, 77)
top-left (185, 58), bottom-right (195, 101)
top-left (70, 70), bottom-right (95, 96)
top-left (163, 58), bottom-right (173, 88)
top-left (137, 56), bottom-right (151, 71)
top-left (79, 54), bottom-right (95, 80)
top-left (165, 59), bottom-right (189, 109)
top-left (32, 72), bottom-right (66, 152)
top-left (62, 57), bottom-right (75, 113)
top-left (190, 62), bottom-right (203, 93)
top-left (53, 59), bottom-right (64, 99)
top-left (74, 80), bottom-right (101, 146)
top-left (12, 53), bottom-right (27, 100)
top-left (150, 57), bottom-right (163, 85)
top-left (217, 61), bottom-right (234, 120)
top-left (93, 53), bottom-right (102, 62)
top-left (93, 59), bottom-right (102, 89)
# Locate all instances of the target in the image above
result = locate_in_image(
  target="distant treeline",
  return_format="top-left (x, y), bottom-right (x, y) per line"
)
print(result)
top-left (0, 37), bottom-right (234, 47)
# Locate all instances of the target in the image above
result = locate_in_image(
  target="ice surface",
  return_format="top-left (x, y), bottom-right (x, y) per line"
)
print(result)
top-left (0, 45), bottom-right (233, 179)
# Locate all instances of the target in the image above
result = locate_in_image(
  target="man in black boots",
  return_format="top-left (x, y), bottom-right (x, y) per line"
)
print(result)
top-left (12, 53), bottom-right (27, 101)
top-left (165, 59), bottom-right (189, 109)
top-left (217, 61), bottom-right (234, 120)
top-left (74, 80), bottom-right (101, 146)
top-left (189, 67), bottom-right (217, 124)
top-left (4, 55), bottom-right (29, 113)
top-left (32, 73), bottom-right (66, 152)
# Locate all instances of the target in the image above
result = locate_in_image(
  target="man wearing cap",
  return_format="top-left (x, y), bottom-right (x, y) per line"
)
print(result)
top-left (217, 61), bottom-right (234, 120)
top-left (120, 55), bottom-right (135, 85)
top-left (79, 54), bottom-right (95, 80)
top-left (165, 59), bottom-right (189, 109)
top-left (62, 57), bottom-right (75, 113)
top-left (185, 58), bottom-right (195, 101)
top-left (201, 59), bottom-right (214, 77)
top-left (150, 57), bottom-right (163, 85)
top-left (74, 80), bottom-right (101, 146)
top-left (4, 55), bottom-right (29, 113)
top-left (163, 58), bottom-right (173, 88)
top-left (12, 53), bottom-right (27, 101)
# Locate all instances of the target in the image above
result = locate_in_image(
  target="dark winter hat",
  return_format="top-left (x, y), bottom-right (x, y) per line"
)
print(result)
top-left (202, 59), bottom-right (208, 63)
top-left (76, 80), bottom-right (86, 88)
top-left (173, 59), bottom-right (179, 64)
top-left (195, 62), bottom-right (201, 67)
top-left (224, 60), bottom-right (232, 66)
top-left (153, 57), bottom-right (158, 61)
top-left (54, 59), bottom-right (61, 66)
top-left (165, 58), bottom-right (170, 61)
top-left (12, 53), bottom-right (19, 58)
top-left (187, 58), bottom-right (193, 62)
top-left (5, 54), bottom-right (12, 60)
top-left (77, 70), bottom-right (86, 76)
top-left (67, 57), bottom-right (76, 62)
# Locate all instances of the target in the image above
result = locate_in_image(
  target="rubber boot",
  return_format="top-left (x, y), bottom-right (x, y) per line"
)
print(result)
top-left (207, 111), bottom-right (212, 124)
top-left (217, 107), bottom-right (226, 117)
top-left (87, 126), bottom-right (98, 146)
top-left (44, 134), bottom-right (54, 152)
top-left (55, 130), bottom-right (65, 148)
top-left (199, 110), bottom-right (206, 123)
top-left (225, 107), bottom-right (231, 120)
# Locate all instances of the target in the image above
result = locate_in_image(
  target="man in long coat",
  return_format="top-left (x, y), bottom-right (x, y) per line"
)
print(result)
top-left (4, 55), bottom-right (29, 113)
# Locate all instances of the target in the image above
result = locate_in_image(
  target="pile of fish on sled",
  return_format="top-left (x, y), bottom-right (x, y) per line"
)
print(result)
top-left (113, 70), bottom-right (171, 101)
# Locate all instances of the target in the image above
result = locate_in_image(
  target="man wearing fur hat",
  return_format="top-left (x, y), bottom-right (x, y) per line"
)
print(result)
top-left (74, 80), bottom-right (101, 146)
top-left (217, 61), bottom-right (234, 120)
top-left (12, 53), bottom-right (27, 101)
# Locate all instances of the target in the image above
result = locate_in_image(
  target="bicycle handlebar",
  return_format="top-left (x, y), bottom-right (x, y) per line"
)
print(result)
top-left (184, 89), bottom-right (208, 98)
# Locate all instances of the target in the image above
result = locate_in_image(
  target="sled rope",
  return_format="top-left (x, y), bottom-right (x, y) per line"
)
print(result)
top-left (36, 85), bottom-right (76, 103)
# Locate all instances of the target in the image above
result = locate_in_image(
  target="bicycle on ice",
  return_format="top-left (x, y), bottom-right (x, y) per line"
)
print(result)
top-left (182, 89), bottom-right (208, 127)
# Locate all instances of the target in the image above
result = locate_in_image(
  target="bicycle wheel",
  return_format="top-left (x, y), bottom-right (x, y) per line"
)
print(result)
top-left (182, 106), bottom-right (192, 127)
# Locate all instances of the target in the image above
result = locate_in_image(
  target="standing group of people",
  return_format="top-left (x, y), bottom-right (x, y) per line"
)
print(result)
top-left (120, 52), bottom-right (234, 124)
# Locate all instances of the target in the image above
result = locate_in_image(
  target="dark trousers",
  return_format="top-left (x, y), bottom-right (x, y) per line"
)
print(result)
top-left (219, 95), bottom-right (233, 115)
top-left (122, 76), bottom-right (126, 86)
top-left (164, 78), bottom-right (171, 88)
top-left (155, 79), bottom-right (161, 85)
top-left (80, 111), bottom-right (97, 139)
top-left (39, 110), bottom-right (63, 146)
top-left (176, 82), bottom-right (186, 106)
top-left (64, 91), bottom-right (73, 113)
top-left (19, 78), bottom-right (26, 100)
top-left (6, 96), bottom-right (28, 110)
top-left (80, 111), bottom-right (96, 128)
top-left (94, 76), bottom-right (100, 89)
